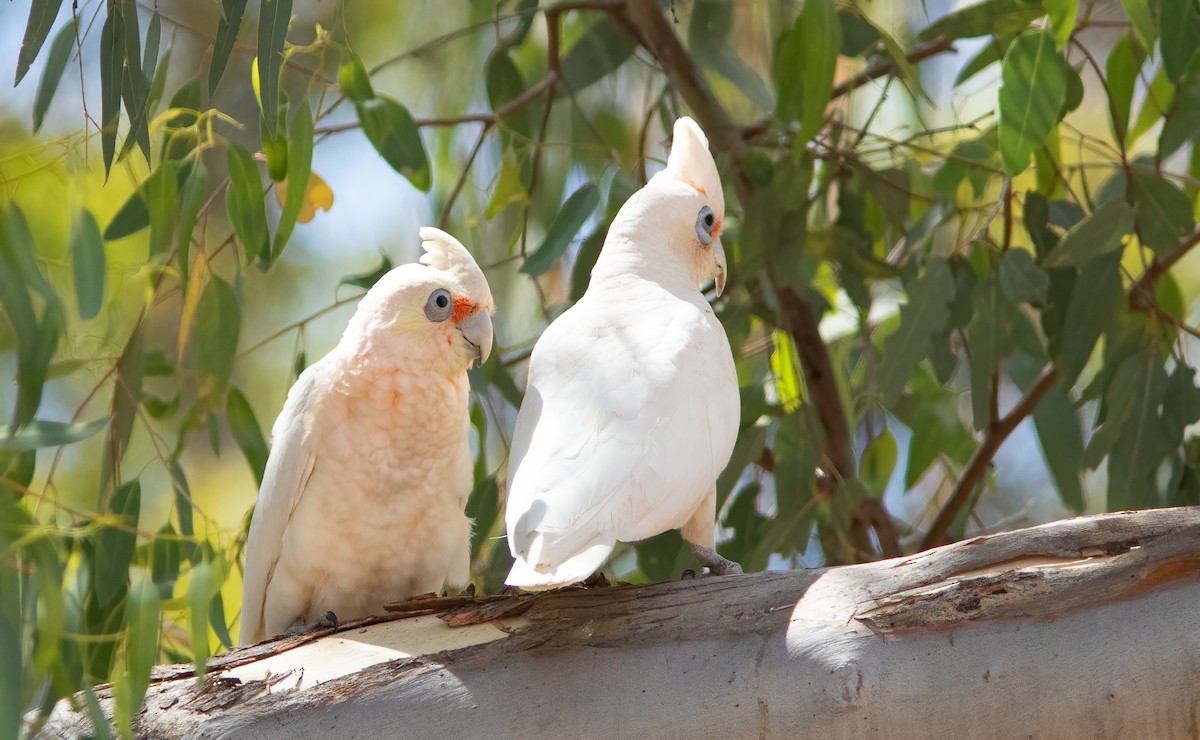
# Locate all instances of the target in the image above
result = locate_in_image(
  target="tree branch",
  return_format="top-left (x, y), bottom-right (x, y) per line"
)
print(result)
top-left (1129, 228), bottom-right (1200, 310)
top-left (920, 367), bottom-right (1060, 550)
top-left (741, 36), bottom-right (957, 141)
top-left (615, 0), bottom-right (746, 160)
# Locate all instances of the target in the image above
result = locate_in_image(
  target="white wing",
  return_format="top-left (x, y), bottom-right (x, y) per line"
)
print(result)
top-left (238, 364), bottom-right (322, 644)
top-left (505, 286), bottom-right (739, 588)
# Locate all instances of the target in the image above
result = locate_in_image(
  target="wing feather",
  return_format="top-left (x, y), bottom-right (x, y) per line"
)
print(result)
top-left (505, 288), bottom-right (739, 588)
top-left (238, 365), bottom-right (322, 644)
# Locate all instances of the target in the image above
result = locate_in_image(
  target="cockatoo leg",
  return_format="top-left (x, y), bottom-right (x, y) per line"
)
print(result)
top-left (285, 610), bottom-right (338, 635)
top-left (681, 486), bottom-right (743, 577)
top-left (689, 544), bottom-right (743, 576)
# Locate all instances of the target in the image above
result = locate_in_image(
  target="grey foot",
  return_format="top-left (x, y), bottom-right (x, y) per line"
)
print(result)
top-left (690, 545), bottom-right (744, 576)
top-left (460, 583), bottom-right (476, 597)
top-left (286, 610), bottom-right (338, 635)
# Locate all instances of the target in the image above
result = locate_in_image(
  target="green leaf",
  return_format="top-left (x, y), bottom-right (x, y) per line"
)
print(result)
top-left (146, 47), bottom-right (171, 118)
top-left (860, 431), bottom-right (898, 497)
top-left (918, 0), bottom-right (1044, 42)
top-left (209, 0), bottom-right (248, 95)
top-left (1129, 65), bottom-right (1175, 146)
top-left (1045, 0), bottom-right (1078, 49)
top-left (187, 554), bottom-right (221, 678)
top-left (257, 0), bottom-right (292, 134)
top-left (337, 52), bottom-right (374, 103)
top-left (168, 458), bottom-right (193, 539)
top-left (998, 248), bottom-right (1048, 304)
top-left (521, 182), bottom-right (599, 276)
top-left (954, 37), bottom-right (1006, 87)
top-left (142, 11), bottom-right (160, 85)
top-left (1058, 251), bottom-right (1123, 387)
top-left (15, 0), bottom-right (65, 86)
top-left (998, 30), bottom-right (1067, 176)
top-left (355, 96), bottom-right (431, 192)
top-left (1121, 0), bottom-right (1157, 52)
top-left (1106, 34), bottom-right (1143, 142)
top-left (95, 479), bottom-right (140, 606)
top-left (210, 591), bottom-right (234, 650)
top-left (114, 577), bottom-right (159, 734)
top-left (32, 22), bottom-right (75, 132)
top-left (1042, 199), bottom-right (1134, 267)
top-left (105, 187), bottom-right (150, 241)
top-left (559, 16), bottom-right (636, 94)
top-left (146, 160), bottom-right (179, 257)
top-left (775, 0), bottom-right (841, 143)
top-left (1161, 0), bottom-right (1200, 82)
top-left (690, 0), bottom-right (733, 51)
top-left (967, 275), bottom-right (1016, 429)
top-left (272, 102), bottom-right (313, 260)
top-left (1132, 171), bottom-right (1195, 254)
top-left (339, 253), bottom-right (393, 290)
top-left (99, 5), bottom-right (125, 180)
top-left (0, 417), bottom-right (108, 452)
top-left (116, 0), bottom-right (150, 165)
top-left (465, 475), bottom-right (500, 560)
top-left (1160, 61), bottom-right (1200, 156)
top-left (1103, 350), bottom-right (1169, 509)
top-left (1009, 356), bottom-right (1085, 511)
top-left (261, 121), bottom-right (288, 183)
top-left (227, 388), bottom-right (268, 487)
top-left (150, 524), bottom-right (180, 599)
top-left (226, 145), bottom-right (270, 264)
top-left (486, 149), bottom-right (528, 220)
top-left (486, 51), bottom-right (531, 137)
top-left (70, 209), bottom-right (106, 320)
top-left (193, 276), bottom-right (241, 402)
top-left (100, 326), bottom-right (143, 492)
top-left (878, 258), bottom-right (955, 405)
top-left (177, 162), bottom-right (209, 287)
top-left (837, 10), bottom-right (879, 56)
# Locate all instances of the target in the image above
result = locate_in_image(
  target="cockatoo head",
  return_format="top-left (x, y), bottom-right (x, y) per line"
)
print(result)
top-left (345, 227), bottom-right (494, 373)
top-left (638, 116), bottom-right (727, 295)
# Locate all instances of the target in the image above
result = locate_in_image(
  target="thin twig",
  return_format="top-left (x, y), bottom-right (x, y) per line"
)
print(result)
top-left (920, 368), bottom-right (1060, 550)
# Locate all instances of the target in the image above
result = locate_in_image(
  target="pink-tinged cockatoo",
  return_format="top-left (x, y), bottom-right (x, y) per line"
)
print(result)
top-left (239, 228), bottom-right (494, 644)
top-left (504, 117), bottom-right (741, 590)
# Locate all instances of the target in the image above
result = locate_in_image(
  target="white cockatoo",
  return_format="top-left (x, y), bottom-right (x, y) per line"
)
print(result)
top-left (239, 228), bottom-right (494, 644)
top-left (504, 117), bottom-right (741, 590)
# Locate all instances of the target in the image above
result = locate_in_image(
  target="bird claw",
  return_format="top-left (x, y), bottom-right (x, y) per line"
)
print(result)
top-left (689, 544), bottom-right (744, 577)
top-left (680, 568), bottom-right (697, 580)
top-left (459, 583), bottom-right (477, 597)
top-left (286, 610), bottom-right (339, 636)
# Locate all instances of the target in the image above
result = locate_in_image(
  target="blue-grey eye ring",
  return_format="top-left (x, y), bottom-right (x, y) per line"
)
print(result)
top-left (424, 288), bottom-right (454, 321)
top-left (696, 206), bottom-right (715, 245)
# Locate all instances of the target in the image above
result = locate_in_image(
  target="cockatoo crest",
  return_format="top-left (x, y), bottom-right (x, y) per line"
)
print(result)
top-left (657, 117), bottom-right (724, 215)
top-left (418, 226), bottom-right (494, 308)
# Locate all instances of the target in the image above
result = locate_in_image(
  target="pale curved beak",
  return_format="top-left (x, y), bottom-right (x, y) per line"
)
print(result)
top-left (460, 310), bottom-right (494, 366)
top-left (713, 238), bottom-right (727, 297)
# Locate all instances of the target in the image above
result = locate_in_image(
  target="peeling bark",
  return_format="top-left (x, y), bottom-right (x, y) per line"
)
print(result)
top-left (36, 508), bottom-right (1200, 738)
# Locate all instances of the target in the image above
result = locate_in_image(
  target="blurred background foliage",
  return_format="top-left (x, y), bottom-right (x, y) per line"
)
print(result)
top-left (5, 0), bottom-right (1200, 734)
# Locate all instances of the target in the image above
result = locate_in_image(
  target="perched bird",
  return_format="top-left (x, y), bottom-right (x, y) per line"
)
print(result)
top-left (504, 117), bottom-right (741, 590)
top-left (239, 228), bottom-right (494, 644)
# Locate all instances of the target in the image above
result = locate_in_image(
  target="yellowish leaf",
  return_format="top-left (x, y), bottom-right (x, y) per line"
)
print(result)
top-left (177, 250), bottom-right (209, 362)
top-left (274, 170), bottom-right (334, 224)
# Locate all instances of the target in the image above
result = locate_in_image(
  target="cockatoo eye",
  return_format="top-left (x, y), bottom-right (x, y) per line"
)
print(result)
top-left (424, 288), bottom-right (454, 322)
top-left (695, 206), bottom-right (715, 246)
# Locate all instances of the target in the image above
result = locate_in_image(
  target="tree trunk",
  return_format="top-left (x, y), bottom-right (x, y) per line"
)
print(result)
top-left (37, 508), bottom-right (1200, 738)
